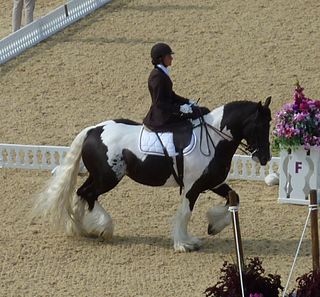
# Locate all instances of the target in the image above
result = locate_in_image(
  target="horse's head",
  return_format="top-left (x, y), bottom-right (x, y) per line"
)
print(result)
top-left (243, 96), bottom-right (272, 166)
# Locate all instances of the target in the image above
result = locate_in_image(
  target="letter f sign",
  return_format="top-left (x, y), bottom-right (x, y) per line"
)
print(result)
top-left (295, 161), bottom-right (302, 173)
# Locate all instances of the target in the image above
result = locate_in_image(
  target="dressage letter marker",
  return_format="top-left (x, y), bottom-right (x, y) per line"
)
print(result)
top-left (295, 161), bottom-right (302, 173)
top-left (279, 147), bottom-right (320, 205)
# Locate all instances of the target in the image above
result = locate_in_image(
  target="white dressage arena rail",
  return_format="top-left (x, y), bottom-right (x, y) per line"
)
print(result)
top-left (0, 144), bottom-right (69, 171)
top-left (0, 0), bottom-right (112, 65)
top-left (0, 143), bottom-right (280, 181)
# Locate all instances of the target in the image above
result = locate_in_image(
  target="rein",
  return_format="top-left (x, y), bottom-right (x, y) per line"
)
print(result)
top-left (194, 116), bottom-right (255, 156)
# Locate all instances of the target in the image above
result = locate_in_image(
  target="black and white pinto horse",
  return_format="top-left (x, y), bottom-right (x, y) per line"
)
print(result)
top-left (33, 98), bottom-right (271, 252)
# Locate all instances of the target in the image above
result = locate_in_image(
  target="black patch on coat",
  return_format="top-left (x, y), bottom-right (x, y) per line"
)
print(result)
top-left (211, 183), bottom-right (233, 199)
top-left (79, 126), bottom-right (121, 209)
top-left (220, 101), bottom-right (257, 139)
top-left (185, 139), bottom-right (238, 210)
top-left (113, 118), bottom-right (141, 126)
top-left (122, 149), bottom-right (174, 186)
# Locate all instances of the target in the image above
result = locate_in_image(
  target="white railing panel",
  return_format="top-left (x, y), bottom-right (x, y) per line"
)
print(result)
top-left (0, 0), bottom-right (112, 64)
top-left (0, 144), bottom-right (69, 170)
top-left (228, 154), bottom-right (279, 181)
top-left (0, 143), bottom-right (280, 181)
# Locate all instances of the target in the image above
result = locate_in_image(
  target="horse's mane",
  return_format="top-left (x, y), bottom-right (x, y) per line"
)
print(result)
top-left (225, 100), bottom-right (258, 108)
top-left (223, 100), bottom-right (271, 120)
top-left (114, 118), bottom-right (141, 125)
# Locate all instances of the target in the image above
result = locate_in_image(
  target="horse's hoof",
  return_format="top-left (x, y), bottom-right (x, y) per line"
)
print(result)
top-left (208, 224), bottom-right (218, 236)
top-left (174, 245), bottom-right (196, 253)
top-left (174, 246), bottom-right (192, 253)
top-left (174, 240), bottom-right (201, 253)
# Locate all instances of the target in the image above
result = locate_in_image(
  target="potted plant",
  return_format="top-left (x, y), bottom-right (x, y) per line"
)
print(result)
top-left (204, 257), bottom-right (283, 297)
top-left (204, 258), bottom-right (320, 297)
top-left (273, 82), bottom-right (320, 205)
top-left (287, 268), bottom-right (320, 296)
top-left (273, 82), bottom-right (320, 151)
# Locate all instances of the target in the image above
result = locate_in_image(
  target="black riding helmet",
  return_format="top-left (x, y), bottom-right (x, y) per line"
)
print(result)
top-left (151, 43), bottom-right (174, 65)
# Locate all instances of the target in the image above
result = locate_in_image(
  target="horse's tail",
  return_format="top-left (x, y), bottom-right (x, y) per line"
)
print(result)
top-left (32, 126), bottom-right (94, 233)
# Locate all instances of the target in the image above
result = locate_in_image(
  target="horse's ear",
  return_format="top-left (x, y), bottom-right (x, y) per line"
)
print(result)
top-left (257, 101), bottom-right (263, 111)
top-left (264, 96), bottom-right (271, 107)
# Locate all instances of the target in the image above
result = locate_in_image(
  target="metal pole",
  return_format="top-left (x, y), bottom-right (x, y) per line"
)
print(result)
top-left (229, 190), bottom-right (245, 271)
top-left (310, 189), bottom-right (319, 271)
top-left (228, 190), bottom-right (245, 297)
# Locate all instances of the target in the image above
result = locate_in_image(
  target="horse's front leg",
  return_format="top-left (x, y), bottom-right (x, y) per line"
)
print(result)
top-left (172, 190), bottom-right (201, 252)
top-left (207, 183), bottom-right (239, 236)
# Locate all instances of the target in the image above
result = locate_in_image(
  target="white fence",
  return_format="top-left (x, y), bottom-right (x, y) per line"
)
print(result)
top-left (0, 144), bottom-right (69, 171)
top-left (0, 143), bottom-right (280, 181)
top-left (230, 154), bottom-right (279, 181)
top-left (0, 0), bottom-right (111, 65)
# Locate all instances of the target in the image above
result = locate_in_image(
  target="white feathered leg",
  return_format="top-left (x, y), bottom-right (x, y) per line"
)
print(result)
top-left (172, 197), bottom-right (202, 252)
top-left (82, 201), bottom-right (114, 240)
top-left (207, 205), bottom-right (231, 235)
top-left (66, 197), bottom-right (114, 240)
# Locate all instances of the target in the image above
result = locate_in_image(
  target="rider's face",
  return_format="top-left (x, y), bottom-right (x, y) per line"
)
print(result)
top-left (163, 54), bottom-right (173, 67)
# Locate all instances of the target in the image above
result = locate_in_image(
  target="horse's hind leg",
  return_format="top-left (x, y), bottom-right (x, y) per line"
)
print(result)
top-left (77, 175), bottom-right (93, 197)
top-left (79, 126), bottom-right (126, 209)
top-left (77, 171), bottom-right (122, 210)
top-left (72, 172), bottom-right (120, 239)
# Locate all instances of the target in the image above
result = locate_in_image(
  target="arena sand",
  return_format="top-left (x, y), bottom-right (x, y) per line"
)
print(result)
top-left (1, 0), bottom-right (320, 296)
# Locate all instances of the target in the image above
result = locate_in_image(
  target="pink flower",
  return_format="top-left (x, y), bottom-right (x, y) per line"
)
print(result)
top-left (273, 83), bottom-right (320, 150)
top-left (249, 293), bottom-right (263, 297)
top-left (283, 103), bottom-right (293, 111)
top-left (299, 101), bottom-right (309, 111)
top-left (293, 112), bottom-right (307, 121)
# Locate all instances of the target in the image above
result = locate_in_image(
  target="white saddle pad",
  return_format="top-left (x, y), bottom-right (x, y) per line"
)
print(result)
top-left (139, 126), bottom-right (196, 157)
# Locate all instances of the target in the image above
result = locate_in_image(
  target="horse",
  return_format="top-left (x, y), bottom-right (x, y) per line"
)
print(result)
top-left (33, 97), bottom-right (272, 252)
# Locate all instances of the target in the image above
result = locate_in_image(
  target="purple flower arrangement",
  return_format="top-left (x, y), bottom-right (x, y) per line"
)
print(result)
top-left (204, 257), bottom-right (282, 297)
top-left (204, 257), bottom-right (320, 297)
top-left (273, 83), bottom-right (320, 150)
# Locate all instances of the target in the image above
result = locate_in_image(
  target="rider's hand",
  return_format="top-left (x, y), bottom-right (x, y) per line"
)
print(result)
top-left (189, 99), bottom-right (198, 107)
top-left (180, 103), bottom-right (193, 114)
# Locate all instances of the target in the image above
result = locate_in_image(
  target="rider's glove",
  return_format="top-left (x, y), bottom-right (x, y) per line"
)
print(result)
top-left (189, 99), bottom-right (198, 107)
top-left (180, 103), bottom-right (193, 114)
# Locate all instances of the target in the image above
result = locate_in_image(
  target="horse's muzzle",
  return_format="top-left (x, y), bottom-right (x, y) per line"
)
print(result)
top-left (252, 153), bottom-right (271, 166)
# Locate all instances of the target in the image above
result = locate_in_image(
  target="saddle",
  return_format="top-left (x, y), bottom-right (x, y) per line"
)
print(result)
top-left (140, 121), bottom-right (194, 194)
top-left (139, 125), bottom-right (195, 156)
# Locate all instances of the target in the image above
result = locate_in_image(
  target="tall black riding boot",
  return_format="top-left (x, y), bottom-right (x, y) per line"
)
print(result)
top-left (176, 149), bottom-right (184, 195)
